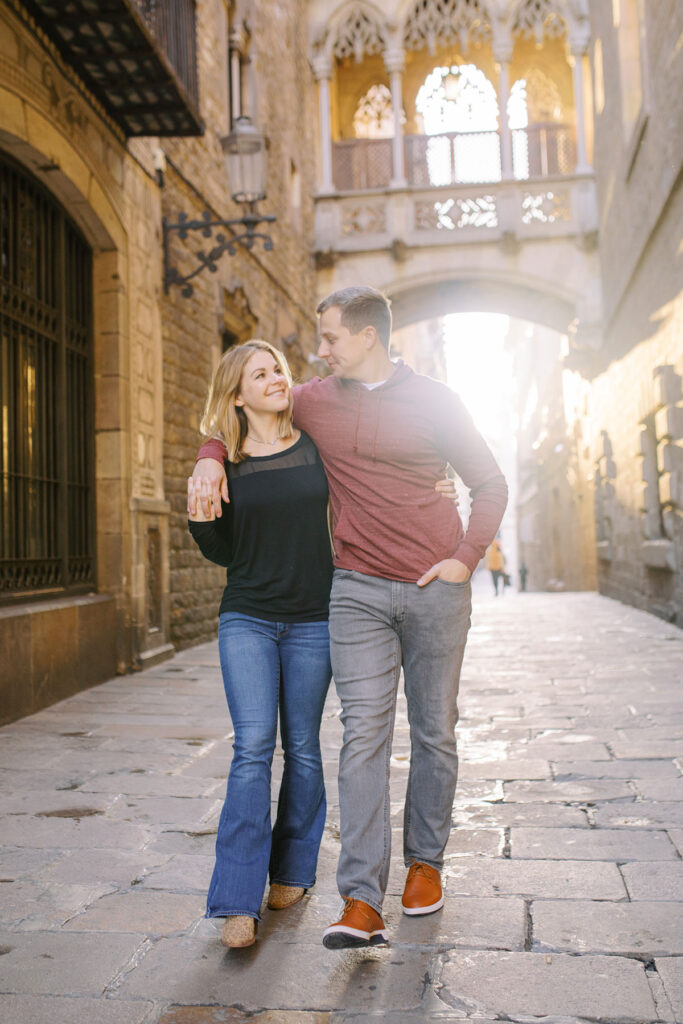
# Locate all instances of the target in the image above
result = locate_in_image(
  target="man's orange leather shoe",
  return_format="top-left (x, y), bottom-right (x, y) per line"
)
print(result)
top-left (401, 861), bottom-right (444, 916)
top-left (322, 898), bottom-right (389, 948)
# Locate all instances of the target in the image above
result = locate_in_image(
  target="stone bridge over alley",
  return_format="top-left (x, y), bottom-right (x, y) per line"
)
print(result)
top-left (0, 587), bottom-right (682, 1023)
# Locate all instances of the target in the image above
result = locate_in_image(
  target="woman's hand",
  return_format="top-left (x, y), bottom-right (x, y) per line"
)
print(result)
top-left (187, 477), bottom-right (217, 522)
top-left (435, 476), bottom-right (459, 506)
top-left (189, 458), bottom-right (229, 517)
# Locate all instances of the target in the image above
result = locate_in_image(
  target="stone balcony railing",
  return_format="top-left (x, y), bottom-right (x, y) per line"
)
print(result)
top-left (314, 174), bottom-right (598, 257)
top-left (332, 124), bottom-right (577, 192)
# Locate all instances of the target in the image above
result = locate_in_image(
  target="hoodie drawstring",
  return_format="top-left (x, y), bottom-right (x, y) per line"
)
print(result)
top-left (352, 387), bottom-right (361, 452)
top-left (371, 393), bottom-right (382, 461)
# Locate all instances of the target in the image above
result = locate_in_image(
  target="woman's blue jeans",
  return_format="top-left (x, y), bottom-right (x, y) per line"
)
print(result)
top-left (206, 613), bottom-right (332, 921)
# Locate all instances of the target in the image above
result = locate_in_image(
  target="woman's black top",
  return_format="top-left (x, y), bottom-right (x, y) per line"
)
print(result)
top-left (188, 431), bottom-right (332, 622)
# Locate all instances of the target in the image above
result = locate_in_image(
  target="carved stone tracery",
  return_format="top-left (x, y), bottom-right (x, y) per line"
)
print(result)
top-left (511, 0), bottom-right (567, 46)
top-left (403, 0), bottom-right (492, 55)
top-left (332, 4), bottom-right (386, 62)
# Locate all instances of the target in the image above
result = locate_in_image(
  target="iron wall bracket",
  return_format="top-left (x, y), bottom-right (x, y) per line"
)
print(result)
top-left (162, 208), bottom-right (276, 297)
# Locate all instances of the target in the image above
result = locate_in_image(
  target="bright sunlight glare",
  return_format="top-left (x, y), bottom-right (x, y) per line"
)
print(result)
top-left (443, 312), bottom-right (518, 585)
top-left (443, 312), bottom-right (514, 441)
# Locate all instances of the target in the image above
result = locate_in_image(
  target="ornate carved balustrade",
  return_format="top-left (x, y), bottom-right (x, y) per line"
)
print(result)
top-left (331, 124), bottom-right (577, 192)
top-left (315, 174), bottom-right (597, 255)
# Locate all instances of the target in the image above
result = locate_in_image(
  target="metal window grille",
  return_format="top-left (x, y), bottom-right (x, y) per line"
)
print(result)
top-left (0, 153), bottom-right (95, 600)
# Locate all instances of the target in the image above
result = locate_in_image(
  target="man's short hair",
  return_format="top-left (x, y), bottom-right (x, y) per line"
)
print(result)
top-left (316, 286), bottom-right (392, 349)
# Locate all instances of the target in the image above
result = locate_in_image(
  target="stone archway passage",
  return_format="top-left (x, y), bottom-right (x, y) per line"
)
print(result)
top-left (389, 276), bottom-right (576, 336)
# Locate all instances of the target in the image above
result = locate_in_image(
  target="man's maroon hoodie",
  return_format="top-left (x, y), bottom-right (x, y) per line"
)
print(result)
top-left (197, 361), bottom-right (508, 582)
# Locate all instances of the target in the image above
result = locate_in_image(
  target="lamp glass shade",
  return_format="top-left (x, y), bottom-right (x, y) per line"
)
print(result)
top-left (221, 116), bottom-right (267, 204)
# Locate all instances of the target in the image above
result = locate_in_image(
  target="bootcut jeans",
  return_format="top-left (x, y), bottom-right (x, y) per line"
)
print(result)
top-left (329, 569), bottom-right (472, 914)
top-left (206, 612), bottom-right (332, 921)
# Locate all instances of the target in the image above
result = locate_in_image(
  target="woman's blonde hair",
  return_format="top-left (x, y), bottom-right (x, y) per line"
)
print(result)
top-left (200, 340), bottom-right (294, 462)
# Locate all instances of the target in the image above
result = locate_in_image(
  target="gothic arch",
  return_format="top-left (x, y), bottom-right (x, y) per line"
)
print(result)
top-left (317, 1), bottom-right (388, 62)
top-left (310, 0), bottom-right (591, 63)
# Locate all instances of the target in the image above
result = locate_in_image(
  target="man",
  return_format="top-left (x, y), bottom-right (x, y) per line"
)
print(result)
top-left (193, 287), bottom-right (507, 948)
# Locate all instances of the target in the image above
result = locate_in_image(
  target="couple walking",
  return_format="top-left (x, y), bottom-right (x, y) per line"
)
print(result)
top-left (188, 286), bottom-right (508, 949)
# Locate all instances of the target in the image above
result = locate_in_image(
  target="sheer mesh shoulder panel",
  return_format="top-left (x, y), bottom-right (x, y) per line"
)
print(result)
top-left (228, 434), bottom-right (320, 477)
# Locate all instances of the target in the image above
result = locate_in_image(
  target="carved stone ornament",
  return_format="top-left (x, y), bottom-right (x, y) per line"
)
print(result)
top-left (403, 0), bottom-right (492, 56)
top-left (332, 4), bottom-right (386, 62)
top-left (342, 203), bottom-right (387, 235)
top-left (521, 189), bottom-right (570, 224)
top-left (511, 0), bottom-right (567, 46)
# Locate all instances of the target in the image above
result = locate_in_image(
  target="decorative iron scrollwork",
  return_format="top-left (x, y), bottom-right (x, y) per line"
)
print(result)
top-left (162, 209), bottom-right (276, 297)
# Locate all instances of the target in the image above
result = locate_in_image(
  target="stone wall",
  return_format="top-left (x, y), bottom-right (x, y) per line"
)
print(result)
top-left (0, 0), bottom-right (320, 720)
top-left (586, 1), bottom-right (683, 625)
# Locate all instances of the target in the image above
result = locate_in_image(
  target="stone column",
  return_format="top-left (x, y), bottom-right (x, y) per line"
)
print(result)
top-left (312, 55), bottom-right (334, 193)
top-left (385, 47), bottom-right (407, 188)
top-left (493, 33), bottom-right (514, 180)
top-left (569, 30), bottom-right (591, 173)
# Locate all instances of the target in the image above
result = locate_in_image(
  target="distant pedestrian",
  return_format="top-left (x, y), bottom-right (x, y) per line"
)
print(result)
top-left (485, 539), bottom-right (506, 596)
top-left (519, 563), bottom-right (528, 592)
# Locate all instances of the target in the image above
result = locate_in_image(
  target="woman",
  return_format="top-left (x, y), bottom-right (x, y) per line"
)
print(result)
top-left (188, 340), bottom-right (333, 948)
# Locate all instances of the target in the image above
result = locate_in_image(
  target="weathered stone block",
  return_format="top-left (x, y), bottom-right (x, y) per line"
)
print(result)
top-left (511, 826), bottom-right (678, 861)
top-left (0, 996), bottom-right (153, 1024)
top-left (0, 931), bottom-right (144, 995)
top-left (532, 899), bottom-right (683, 956)
top-left (438, 950), bottom-right (656, 1021)
top-left (655, 957), bottom-right (683, 1023)
top-left (622, 861), bottom-right (683, 900)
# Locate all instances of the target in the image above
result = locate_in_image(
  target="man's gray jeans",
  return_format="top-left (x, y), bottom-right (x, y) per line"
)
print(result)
top-left (329, 568), bottom-right (472, 913)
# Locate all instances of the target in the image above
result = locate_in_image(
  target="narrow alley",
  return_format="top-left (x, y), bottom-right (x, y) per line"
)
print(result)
top-left (1, 587), bottom-right (681, 1023)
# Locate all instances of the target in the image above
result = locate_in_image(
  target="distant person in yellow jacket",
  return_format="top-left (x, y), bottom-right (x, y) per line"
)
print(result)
top-left (485, 539), bottom-right (506, 596)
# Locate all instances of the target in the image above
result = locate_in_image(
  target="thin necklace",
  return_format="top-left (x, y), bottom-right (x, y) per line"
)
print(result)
top-left (246, 434), bottom-right (280, 446)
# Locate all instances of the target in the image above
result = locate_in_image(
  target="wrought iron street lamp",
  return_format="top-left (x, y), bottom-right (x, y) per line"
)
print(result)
top-left (162, 116), bottom-right (276, 297)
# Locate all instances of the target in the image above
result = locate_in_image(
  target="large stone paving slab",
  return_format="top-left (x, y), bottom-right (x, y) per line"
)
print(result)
top-left (443, 856), bottom-right (627, 899)
top-left (63, 890), bottom-right (204, 935)
top-left (0, 931), bottom-right (144, 995)
top-left (553, 758), bottom-right (680, 779)
top-left (0, 995), bottom-right (153, 1024)
top-left (158, 1011), bottom-right (330, 1024)
top-left (621, 861), bottom-right (683, 900)
top-left (510, 825), bottom-right (678, 860)
top-left (119, 937), bottom-right (432, 1012)
top-left (593, 801), bottom-right (683, 828)
top-left (437, 950), bottom-right (657, 1021)
top-left (0, 878), bottom-right (116, 930)
top-left (455, 802), bottom-right (588, 827)
top-left (532, 899), bottom-right (683, 956)
top-left (503, 779), bottom-right (636, 802)
top-left (655, 958), bottom-right (683, 1022)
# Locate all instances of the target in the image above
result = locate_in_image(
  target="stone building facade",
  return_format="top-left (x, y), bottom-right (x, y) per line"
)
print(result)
top-left (0, 0), bottom-right (319, 722)
top-left (584, 0), bottom-right (683, 624)
top-left (514, 1), bottom-right (682, 622)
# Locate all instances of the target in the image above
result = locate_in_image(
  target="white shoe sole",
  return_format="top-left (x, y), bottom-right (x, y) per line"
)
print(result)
top-left (322, 923), bottom-right (389, 948)
top-left (401, 895), bottom-right (444, 916)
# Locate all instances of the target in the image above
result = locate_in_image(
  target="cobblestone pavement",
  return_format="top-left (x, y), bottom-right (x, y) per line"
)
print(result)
top-left (1, 586), bottom-right (682, 1024)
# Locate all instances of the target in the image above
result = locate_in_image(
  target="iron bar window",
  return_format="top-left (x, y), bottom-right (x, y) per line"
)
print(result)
top-left (0, 153), bottom-right (95, 601)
